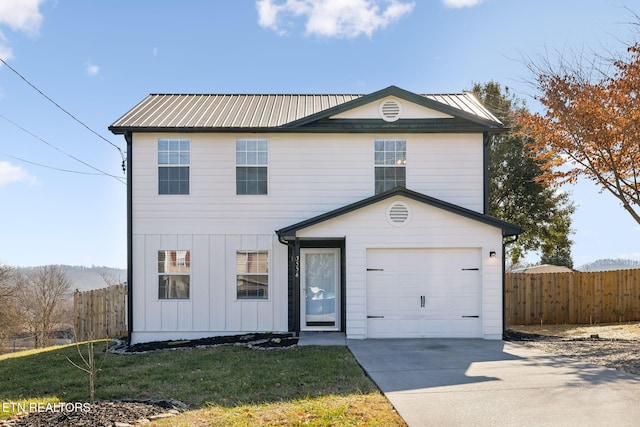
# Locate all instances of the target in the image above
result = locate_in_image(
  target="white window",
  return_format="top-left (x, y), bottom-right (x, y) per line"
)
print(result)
top-left (158, 250), bottom-right (190, 299)
top-left (158, 139), bottom-right (190, 195)
top-left (236, 250), bottom-right (269, 299)
top-left (374, 138), bottom-right (406, 194)
top-left (236, 138), bottom-right (268, 195)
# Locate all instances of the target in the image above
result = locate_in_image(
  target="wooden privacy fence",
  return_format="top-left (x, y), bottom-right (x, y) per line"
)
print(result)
top-left (74, 285), bottom-right (127, 341)
top-left (506, 269), bottom-right (640, 325)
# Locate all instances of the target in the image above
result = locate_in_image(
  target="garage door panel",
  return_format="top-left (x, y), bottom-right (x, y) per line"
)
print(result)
top-left (366, 248), bottom-right (482, 338)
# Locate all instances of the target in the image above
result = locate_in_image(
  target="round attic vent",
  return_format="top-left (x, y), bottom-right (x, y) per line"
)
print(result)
top-left (386, 201), bottom-right (411, 226)
top-left (379, 99), bottom-right (402, 122)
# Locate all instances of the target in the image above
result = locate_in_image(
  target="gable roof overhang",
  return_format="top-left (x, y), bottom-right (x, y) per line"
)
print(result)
top-left (276, 187), bottom-right (523, 241)
top-left (282, 85), bottom-right (502, 130)
top-left (108, 86), bottom-right (506, 135)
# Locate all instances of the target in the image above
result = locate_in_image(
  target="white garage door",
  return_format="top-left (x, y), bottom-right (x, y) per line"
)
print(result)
top-left (366, 248), bottom-right (482, 338)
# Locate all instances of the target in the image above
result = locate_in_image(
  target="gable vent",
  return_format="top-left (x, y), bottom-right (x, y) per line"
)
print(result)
top-left (386, 201), bottom-right (411, 226)
top-left (379, 100), bottom-right (402, 122)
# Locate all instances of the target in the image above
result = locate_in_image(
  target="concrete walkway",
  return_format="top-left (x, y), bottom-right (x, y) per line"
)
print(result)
top-left (347, 339), bottom-right (640, 427)
top-left (297, 332), bottom-right (347, 346)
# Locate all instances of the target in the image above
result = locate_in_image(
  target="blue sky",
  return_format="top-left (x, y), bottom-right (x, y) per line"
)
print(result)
top-left (0, 0), bottom-right (638, 268)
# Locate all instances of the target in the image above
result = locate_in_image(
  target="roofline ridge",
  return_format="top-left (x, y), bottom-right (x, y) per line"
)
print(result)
top-left (147, 93), bottom-right (367, 97)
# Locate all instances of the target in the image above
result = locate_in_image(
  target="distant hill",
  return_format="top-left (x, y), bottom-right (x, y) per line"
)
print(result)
top-left (16, 265), bottom-right (127, 292)
top-left (578, 259), bottom-right (640, 272)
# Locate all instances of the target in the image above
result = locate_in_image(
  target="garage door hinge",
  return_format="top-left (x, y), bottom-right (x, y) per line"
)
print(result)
top-left (461, 268), bottom-right (479, 271)
top-left (367, 315), bottom-right (384, 318)
top-left (462, 315), bottom-right (480, 318)
top-left (366, 268), bottom-right (384, 271)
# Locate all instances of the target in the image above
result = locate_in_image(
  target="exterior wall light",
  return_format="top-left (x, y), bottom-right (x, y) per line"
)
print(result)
top-left (489, 251), bottom-right (497, 258)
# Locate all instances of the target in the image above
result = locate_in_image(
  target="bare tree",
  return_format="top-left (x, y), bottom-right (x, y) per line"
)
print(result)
top-left (0, 264), bottom-right (16, 299)
top-left (0, 264), bottom-right (24, 343)
top-left (16, 266), bottom-right (72, 348)
top-left (99, 271), bottom-right (121, 287)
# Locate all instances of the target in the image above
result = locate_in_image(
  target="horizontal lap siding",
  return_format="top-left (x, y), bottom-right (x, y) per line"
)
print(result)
top-left (132, 133), bottom-right (484, 235)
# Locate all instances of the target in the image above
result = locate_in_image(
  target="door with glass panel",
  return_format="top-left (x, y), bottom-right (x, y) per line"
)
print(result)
top-left (300, 248), bottom-right (340, 331)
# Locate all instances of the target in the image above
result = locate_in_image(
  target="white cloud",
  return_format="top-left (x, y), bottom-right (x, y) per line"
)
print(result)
top-left (0, 0), bottom-right (44, 34)
top-left (442, 0), bottom-right (483, 8)
top-left (256, 0), bottom-right (415, 38)
top-left (0, 161), bottom-right (37, 188)
top-left (0, 0), bottom-right (44, 62)
top-left (0, 32), bottom-right (12, 61)
top-left (85, 61), bottom-right (99, 76)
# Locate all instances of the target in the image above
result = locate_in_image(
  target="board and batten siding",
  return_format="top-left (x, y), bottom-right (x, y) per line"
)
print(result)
top-left (131, 233), bottom-right (287, 344)
top-left (295, 196), bottom-right (504, 339)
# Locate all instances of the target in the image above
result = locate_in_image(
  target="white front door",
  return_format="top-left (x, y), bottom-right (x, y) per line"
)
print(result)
top-left (301, 248), bottom-right (340, 331)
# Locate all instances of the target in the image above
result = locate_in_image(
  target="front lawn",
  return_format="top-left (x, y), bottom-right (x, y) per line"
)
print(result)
top-left (0, 342), bottom-right (405, 426)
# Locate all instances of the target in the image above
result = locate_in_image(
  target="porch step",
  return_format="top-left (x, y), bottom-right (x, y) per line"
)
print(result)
top-left (297, 332), bottom-right (347, 346)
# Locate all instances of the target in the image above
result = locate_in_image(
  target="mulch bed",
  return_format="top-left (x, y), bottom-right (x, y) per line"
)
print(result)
top-left (120, 332), bottom-right (299, 353)
top-left (0, 399), bottom-right (186, 427)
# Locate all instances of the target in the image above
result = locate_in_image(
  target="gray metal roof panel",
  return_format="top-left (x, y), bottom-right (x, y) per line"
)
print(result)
top-left (109, 91), bottom-right (501, 132)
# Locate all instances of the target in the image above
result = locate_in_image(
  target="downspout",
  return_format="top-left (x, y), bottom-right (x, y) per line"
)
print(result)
top-left (276, 231), bottom-right (299, 335)
top-left (125, 131), bottom-right (133, 343)
top-left (483, 132), bottom-right (491, 215)
top-left (502, 235), bottom-right (519, 339)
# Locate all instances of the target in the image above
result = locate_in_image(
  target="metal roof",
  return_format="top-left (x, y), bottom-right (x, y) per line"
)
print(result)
top-left (109, 87), bottom-right (502, 133)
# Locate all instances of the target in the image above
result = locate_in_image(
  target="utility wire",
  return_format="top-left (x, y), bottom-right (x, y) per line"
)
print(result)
top-left (0, 57), bottom-right (126, 161)
top-left (1, 152), bottom-right (116, 176)
top-left (0, 113), bottom-right (126, 184)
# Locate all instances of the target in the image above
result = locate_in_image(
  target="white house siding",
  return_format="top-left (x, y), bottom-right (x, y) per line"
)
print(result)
top-left (130, 131), bottom-right (486, 342)
top-left (295, 196), bottom-right (504, 340)
top-left (130, 233), bottom-right (288, 344)
top-left (330, 96), bottom-right (453, 120)
top-left (132, 132), bottom-right (483, 234)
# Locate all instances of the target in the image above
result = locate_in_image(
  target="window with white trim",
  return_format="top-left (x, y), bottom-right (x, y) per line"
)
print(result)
top-left (158, 250), bottom-right (190, 299)
top-left (236, 138), bottom-right (268, 195)
top-left (158, 139), bottom-right (190, 195)
top-left (374, 138), bottom-right (406, 194)
top-left (236, 250), bottom-right (269, 299)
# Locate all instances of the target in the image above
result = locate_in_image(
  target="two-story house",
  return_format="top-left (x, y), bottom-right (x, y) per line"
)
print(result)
top-left (109, 85), bottom-right (521, 344)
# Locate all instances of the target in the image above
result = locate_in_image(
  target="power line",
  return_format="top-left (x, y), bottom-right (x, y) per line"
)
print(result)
top-left (0, 57), bottom-right (125, 160)
top-left (0, 112), bottom-right (126, 184)
top-left (0, 152), bottom-right (122, 178)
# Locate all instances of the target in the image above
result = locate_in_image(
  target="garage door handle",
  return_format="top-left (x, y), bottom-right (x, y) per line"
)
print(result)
top-left (367, 268), bottom-right (384, 271)
top-left (367, 315), bottom-right (384, 319)
top-left (462, 315), bottom-right (479, 318)
top-left (462, 268), bottom-right (479, 271)
top-left (420, 295), bottom-right (425, 308)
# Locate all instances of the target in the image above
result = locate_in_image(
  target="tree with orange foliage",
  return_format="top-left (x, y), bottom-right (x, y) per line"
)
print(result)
top-left (518, 43), bottom-right (640, 226)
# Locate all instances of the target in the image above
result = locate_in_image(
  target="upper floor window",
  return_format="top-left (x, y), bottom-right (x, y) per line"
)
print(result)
top-left (158, 139), bottom-right (190, 195)
top-left (374, 138), bottom-right (406, 194)
top-left (236, 138), bottom-right (268, 195)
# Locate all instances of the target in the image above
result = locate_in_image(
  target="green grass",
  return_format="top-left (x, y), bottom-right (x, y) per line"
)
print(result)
top-left (0, 342), bottom-right (406, 425)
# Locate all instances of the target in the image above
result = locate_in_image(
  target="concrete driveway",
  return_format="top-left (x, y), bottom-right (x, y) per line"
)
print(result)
top-left (347, 339), bottom-right (640, 427)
